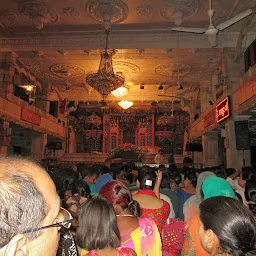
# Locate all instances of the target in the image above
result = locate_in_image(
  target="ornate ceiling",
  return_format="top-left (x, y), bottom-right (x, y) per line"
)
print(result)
top-left (0, 0), bottom-right (255, 106)
top-left (16, 48), bottom-right (222, 103)
top-left (0, 0), bottom-right (255, 32)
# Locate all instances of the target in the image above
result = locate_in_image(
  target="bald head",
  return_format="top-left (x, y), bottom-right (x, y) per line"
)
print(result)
top-left (0, 156), bottom-right (49, 180)
top-left (0, 157), bottom-right (55, 248)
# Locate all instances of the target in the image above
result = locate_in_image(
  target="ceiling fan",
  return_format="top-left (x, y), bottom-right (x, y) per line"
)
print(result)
top-left (172, 0), bottom-right (253, 47)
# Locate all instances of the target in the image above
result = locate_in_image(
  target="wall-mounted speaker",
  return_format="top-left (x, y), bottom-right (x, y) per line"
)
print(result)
top-left (186, 142), bottom-right (203, 152)
top-left (235, 120), bottom-right (250, 150)
top-left (45, 141), bottom-right (62, 150)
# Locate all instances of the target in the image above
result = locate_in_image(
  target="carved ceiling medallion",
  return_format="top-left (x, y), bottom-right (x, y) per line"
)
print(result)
top-left (85, 0), bottom-right (129, 24)
top-left (18, 1), bottom-right (58, 29)
top-left (113, 61), bottom-right (140, 76)
top-left (161, 0), bottom-right (199, 21)
top-left (155, 63), bottom-right (191, 77)
top-left (50, 64), bottom-right (86, 78)
top-left (0, 10), bottom-right (17, 28)
top-left (136, 4), bottom-right (153, 16)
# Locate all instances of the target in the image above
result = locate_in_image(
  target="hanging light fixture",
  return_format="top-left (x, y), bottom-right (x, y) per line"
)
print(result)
top-left (19, 84), bottom-right (36, 92)
top-left (118, 100), bottom-right (133, 110)
top-left (86, 29), bottom-right (125, 98)
top-left (111, 86), bottom-right (128, 97)
top-left (18, 74), bottom-right (37, 104)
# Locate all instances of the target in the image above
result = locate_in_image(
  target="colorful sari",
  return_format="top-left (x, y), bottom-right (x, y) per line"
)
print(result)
top-left (121, 217), bottom-right (162, 256)
top-left (181, 214), bottom-right (210, 256)
top-left (80, 218), bottom-right (162, 256)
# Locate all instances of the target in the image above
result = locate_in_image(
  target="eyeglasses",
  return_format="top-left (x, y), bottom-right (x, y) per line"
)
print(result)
top-left (22, 207), bottom-right (73, 234)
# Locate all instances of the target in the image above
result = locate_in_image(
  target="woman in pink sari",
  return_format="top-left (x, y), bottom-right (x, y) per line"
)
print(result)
top-left (99, 180), bottom-right (162, 256)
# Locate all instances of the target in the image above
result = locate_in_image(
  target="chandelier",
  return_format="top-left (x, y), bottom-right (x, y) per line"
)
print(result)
top-left (86, 30), bottom-right (125, 98)
top-left (118, 100), bottom-right (133, 110)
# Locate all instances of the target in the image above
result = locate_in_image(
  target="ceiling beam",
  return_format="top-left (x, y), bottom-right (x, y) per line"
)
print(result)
top-left (0, 30), bottom-right (255, 52)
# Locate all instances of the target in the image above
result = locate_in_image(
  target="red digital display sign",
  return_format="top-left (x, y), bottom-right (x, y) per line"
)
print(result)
top-left (216, 96), bottom-right (231, 124)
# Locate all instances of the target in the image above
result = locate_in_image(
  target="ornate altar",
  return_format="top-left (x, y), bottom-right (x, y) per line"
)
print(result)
top-left (70, 108), bottom-right (189, 157)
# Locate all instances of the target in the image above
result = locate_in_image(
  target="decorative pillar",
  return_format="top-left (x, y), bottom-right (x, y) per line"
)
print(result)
top-left (67, 126), bottom-right (76, 153)
top-left (31, 133), bottom-right (47, 160)
top-left (202, 131), bottom-right (220, 167)
top-left (225, 118), bottom-right (251, 170)
top-left (0, 121), bottom-right (11, 156)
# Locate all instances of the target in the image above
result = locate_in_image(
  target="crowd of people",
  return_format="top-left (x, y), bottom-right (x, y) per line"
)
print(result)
top-left (0, 157), bottom-right (256, 256)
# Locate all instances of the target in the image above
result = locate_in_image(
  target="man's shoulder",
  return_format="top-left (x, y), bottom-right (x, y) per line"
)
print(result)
top-left (161, 188), bottom-right (178, 197)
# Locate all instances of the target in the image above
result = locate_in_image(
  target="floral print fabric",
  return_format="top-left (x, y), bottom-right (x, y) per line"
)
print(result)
top-left (140, 199), bottom-right (170, 234)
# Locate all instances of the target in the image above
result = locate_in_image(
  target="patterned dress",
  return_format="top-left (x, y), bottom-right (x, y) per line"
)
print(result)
top-left (181, 214), bottom-right (210, 256)
top-left (135, 190), bottom-right (170, 233)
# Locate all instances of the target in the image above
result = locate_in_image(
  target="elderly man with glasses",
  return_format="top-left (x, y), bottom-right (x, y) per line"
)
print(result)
top-left (0, 157), bottom-right (73, 256)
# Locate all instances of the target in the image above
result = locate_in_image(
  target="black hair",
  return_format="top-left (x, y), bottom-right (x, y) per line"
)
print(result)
top-left (168, 164), bottom-right (177, 172)
top-left (80, 167), bottom-right (98, 179)
top-left (110, 163), bottom-right (124, 172)
top-left (199, 196), bottom-right (256, 256)
top-left (183, 157), bottom-right (193, 164)
top-left (226, 168), bottom-right (236, 177)
top-left (245, 179), bottom-right (256, 202)
top-left (90, 164), bottom-right (105, 175)
top-left (211, 166), bottom-right (227, 179)
top-left (101, 166), bottom-right (110, 174)
top-left (170, 171), bottom-right (182, 185)
top-left (242, 167), bottom-right (256, 181)
top-left (47, 166), bottom-right (63, 192)
top-left (62, 168), bottom-right (79, 191)
top-left (76, 197), bottom-right (120, 251)
top-left (138, 170), bottom-right (156, 190)
top-left (71, 179), bottom-right (91, 198)
top-left (110, 163), bottom-right (125, 179)
top-left (159, 164), bottom-right (165, 169)
top-left (245, 179), bottom-right (256, 216)
top-left (235, 192), bottom-right (243, 203)
top-left (126, 161), bottom-right (136, 170)
top-left (196, 168), bottom-right (204, 174)
top-left (184, 171), bottom-right (197, 188)
top-left (76, 163), bottom-right (85, 172)
top-left (161, 172), bottom-right (171, 189)
top-left (123, 164), bottom-right (134, 184)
